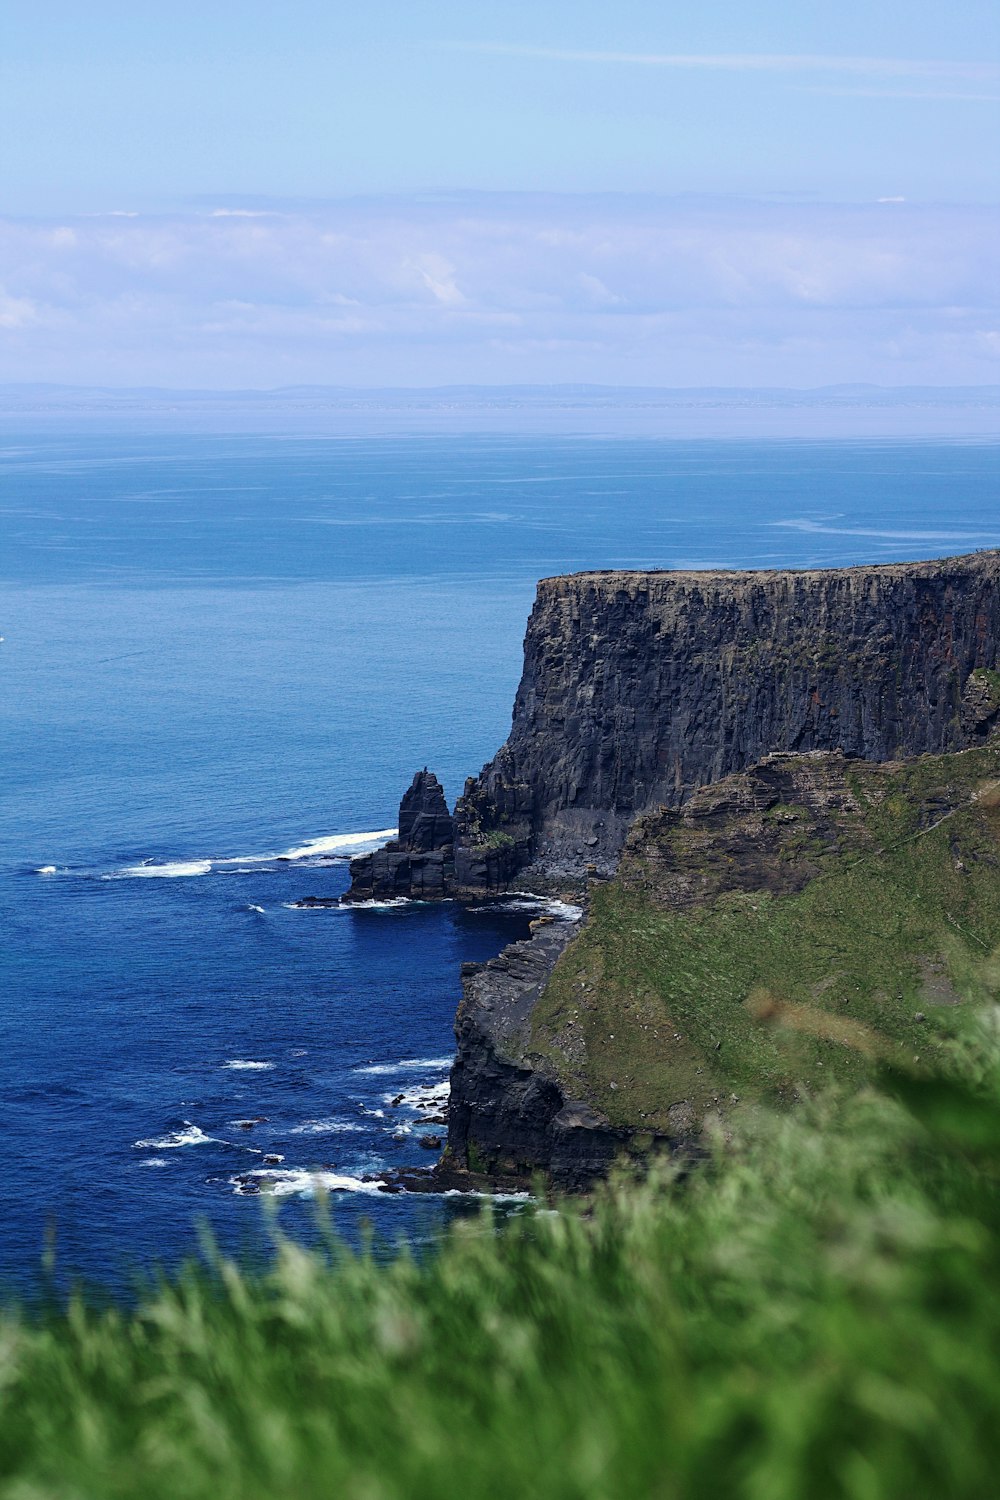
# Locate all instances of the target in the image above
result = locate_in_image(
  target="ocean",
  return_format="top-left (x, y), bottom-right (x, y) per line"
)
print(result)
top-left (2, 424), bottom-right (998, 1290)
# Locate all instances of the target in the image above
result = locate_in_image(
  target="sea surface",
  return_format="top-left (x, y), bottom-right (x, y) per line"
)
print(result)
top-left (2, 428), bottom-right (998, 1291)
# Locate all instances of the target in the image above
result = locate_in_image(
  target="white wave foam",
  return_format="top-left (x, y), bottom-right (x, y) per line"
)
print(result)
top-left (137, 1157), bottom-right (168, 1168)
top-left (274, 829), bottom-right (397, 861)
top-left (339, 897), bottom-right (426, 911)
top-left (133, 1123), bottom-right (216, 1149)
top-left (389, 1080), bottom-right (451, 1112)
top-left (356, 1056), bottom-right (452, 1077)
top-left (230, 1169), bottom-right (530, 1201)
top-left (443, 1189), bottom-right (532, 1202)
top-left (35, 865), bottom-right (57, 875)
top-left (246, 904), bottom-right (265, 914)
top-left (222, 1059), bottom-right (274, 1071)
top-left (542, 898), bottom-right (584, 921)
top-left (289, 1119), bottom-right (365, 1135)
top-left (110, 859), bottom-right (213, 880)
top-left (100, 828), bottom-right (397, 882)
top-left (231, 1169), bottom-right (384, 1197)
top-left (475, 893), bottom-right (583, 921)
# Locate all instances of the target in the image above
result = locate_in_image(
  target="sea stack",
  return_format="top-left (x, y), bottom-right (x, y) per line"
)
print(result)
top-left (343, 769), bottom-right (454, 900)
top-left (345, 551), bottom-right (1000, 903)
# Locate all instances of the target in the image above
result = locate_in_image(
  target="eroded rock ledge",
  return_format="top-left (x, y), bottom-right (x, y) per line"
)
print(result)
top-left (441, 742), bottom-right (1000, 1187)
top-left (346, 553), bottom-right (1000, 905)
top-left (339, 553), bottom-right (1000, 1189)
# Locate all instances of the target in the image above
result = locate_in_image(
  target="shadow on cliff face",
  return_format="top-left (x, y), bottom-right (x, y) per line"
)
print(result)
top-left (346, 554), bottom-right (1000, 1189)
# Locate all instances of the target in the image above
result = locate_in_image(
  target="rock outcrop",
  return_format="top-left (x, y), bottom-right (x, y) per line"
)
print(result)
top-left (447, 916), bottom-right (679, 1189)
top-left (461, 551), bottom-right (1000, 882)
top-left (344, 770), bottom-right (454, 901)
top-left (447, 741), bottom-right (1000, 1184)
top-left (338, 552), bottom-right (1000, 1187)
top-left (345, 553), bottom-right (1000, 906)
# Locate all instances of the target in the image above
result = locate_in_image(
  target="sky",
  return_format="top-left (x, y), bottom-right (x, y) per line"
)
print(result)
top-left (0, 1), bottom-right (997, 387)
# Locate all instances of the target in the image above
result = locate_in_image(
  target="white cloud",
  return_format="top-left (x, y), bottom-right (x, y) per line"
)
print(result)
top-left (412, 252), bottom-right (465, 305)
top-left (0, 195), bottom-right (995, 385)
top-left (0, 289), bottom-right (39, 329)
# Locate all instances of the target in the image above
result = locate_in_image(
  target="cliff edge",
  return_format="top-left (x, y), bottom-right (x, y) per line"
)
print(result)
top-left (460, 551), bottom-right (1000, 883)
top-left (447, 742), bottom-right (1000, 1185)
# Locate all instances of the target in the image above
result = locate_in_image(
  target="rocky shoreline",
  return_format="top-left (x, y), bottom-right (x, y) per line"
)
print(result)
top-left (337, 553), bottom-right (1000, 1191)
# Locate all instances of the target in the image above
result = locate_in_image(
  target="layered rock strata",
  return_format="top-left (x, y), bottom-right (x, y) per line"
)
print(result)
top-left (339, 552), bottom-right (1000, 1187)
top-left (465, 551), bottom-right (1000, 881)
top-left (346, 552), bottom-right (1000, 904)
top-left (446, 741), bottom-right (1000, 1184)
top-left (344, 770), bottom-right (454, 901)
top-left (446, 916), bottom-right (678, 1190)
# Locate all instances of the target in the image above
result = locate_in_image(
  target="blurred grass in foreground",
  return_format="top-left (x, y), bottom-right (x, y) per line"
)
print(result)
top-left (3, 1018), bottom-right (1000, 1499)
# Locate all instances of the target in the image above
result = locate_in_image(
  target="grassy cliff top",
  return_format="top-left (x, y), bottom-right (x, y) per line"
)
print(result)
top-left (529, 743), bottom-right (1000, 1129)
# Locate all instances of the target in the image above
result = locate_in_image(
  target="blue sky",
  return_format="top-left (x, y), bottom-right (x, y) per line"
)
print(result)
top-left (1, 1), bottom-right (997, 385)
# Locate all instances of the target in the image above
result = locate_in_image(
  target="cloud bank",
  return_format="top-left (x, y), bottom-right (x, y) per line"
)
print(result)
top-left (0, 194), bottom-right (996, 387)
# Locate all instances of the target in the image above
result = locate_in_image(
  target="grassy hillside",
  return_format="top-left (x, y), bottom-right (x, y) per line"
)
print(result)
top-left (2, 1048), bottom-right (1000, 1499)
top-left (530, 745), bottom-right (1000, 1129)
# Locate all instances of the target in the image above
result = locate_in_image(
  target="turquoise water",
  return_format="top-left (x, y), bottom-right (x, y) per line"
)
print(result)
top-left (2, 431), bottom-right (998, 1288)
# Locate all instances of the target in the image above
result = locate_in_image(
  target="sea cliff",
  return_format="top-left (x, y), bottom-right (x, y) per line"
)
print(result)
top-left (460, 550), bottom-right (1000, 883)
top-left (345, 551), bottom-right (1000, 1187)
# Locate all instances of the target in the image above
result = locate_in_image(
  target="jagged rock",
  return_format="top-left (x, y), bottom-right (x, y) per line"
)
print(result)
top-left (397, 769), bottom-right (454, 851)
top-left (344, 770), bottom-right (454, 902)
top-left (446, 915), bottom-right (679, 1188)
top-left (464, 552), bottom-right (1000, 882)
top-left (962, 669), bottom-right (1000, 731)
top-left (347, 555), bottom-right (1000, 903)
top-left (340, 554), bottom-right (1000, 1184)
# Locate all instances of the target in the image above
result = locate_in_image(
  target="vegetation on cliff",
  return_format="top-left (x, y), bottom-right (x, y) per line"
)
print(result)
top-left (3, 1034), bottom-right (1000, 1498)
top-left (529, 745), bottom-right (1000, 1131)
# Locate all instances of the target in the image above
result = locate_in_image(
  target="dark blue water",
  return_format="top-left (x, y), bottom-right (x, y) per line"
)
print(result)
top-left (2, 431), bottom-right (998, 1289)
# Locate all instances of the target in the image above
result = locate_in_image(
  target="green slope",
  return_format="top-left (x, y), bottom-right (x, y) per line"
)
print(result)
top-left (530, 745), bottom-right (1000, 1129)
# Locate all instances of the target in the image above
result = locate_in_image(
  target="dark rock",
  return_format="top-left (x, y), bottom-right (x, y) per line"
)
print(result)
top-left (462, 553), bottom-right (1000, 883)
top-left (342, 554), bottom-right (1000, 1183)
top-left (418, 1134), bottom-right (442, 1150)
top-left (445, 914), bottom-right (676, 1189)
top-left (344, 771), bottom-right (455, 902)
top-left (397, 769), bottom-right (454, 851)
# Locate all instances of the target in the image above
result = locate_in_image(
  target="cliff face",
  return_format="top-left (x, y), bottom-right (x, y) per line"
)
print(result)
top-left (448, 741), bottom-right (1000, 1185)
top-left (460, 552), bottom-right (1000, 878)
top-left (346, 553), bottom-right (1000, 902)
top-left (340, 552), bottom-right (1000, 1188)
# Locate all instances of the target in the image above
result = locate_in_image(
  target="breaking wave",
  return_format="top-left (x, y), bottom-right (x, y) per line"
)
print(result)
top-left (133, 1123), bottom-right (216, 1150)
top-left (222, 1059), bottom-right (274, 1071)
top-left (110, 859), bottom-right (213, 880)
top-left (231, 1169), bottom-right (385, 1198)
top-left (76, 828), bottom-right (398, 881)
top-left (355, 1057), bottom-right (452, 1077)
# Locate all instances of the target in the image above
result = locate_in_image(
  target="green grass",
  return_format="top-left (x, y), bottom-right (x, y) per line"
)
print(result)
top-left (530, 747), bottom-right (1000, 1127)
top-left (3, 1029), bottom-right (1000, 1498)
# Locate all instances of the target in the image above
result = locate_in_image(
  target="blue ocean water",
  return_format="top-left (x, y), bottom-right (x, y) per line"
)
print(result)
top-left (2, 430), bottom-right (998, 1290)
